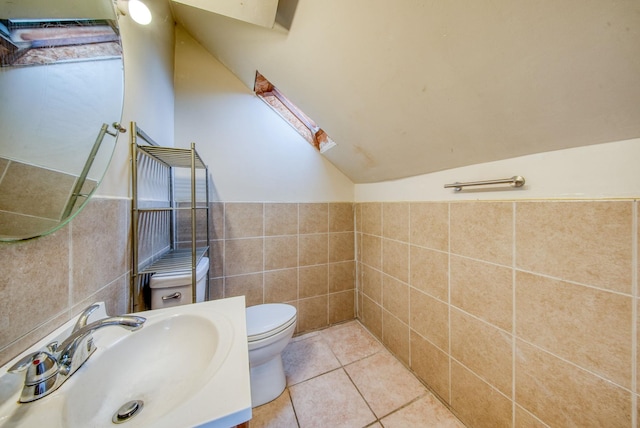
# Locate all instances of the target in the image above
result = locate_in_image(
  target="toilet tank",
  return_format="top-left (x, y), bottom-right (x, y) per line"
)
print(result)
top-left (149, 257), bottom-right (209, 309)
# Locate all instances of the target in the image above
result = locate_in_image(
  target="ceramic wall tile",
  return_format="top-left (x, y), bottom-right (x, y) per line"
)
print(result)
top-left (329, 232), bottom-right (355, 263)
top-left (410, 288), bottom-right (449, 351)
top-left (361, 234), bottom-right (382, 270)
top-left (299, 265), bottom-right (328, 299)
top-left (451, 361), bottom-right (513, 428)
top-left (71, 198), bottom-right (129, 304)
top-left (299, 203), bottom-right (328, 234)
top-left (362, 295), bottom-right (383, 340)
top-left (329, 290), bottom-right (354, 324)
top-left (362, 264), bottom-right (382, 304)
top-left (410, 330), bottom-right (450, 403)
top-left (361, 203), bottom-right (382, 236)
top-left (382, 310), bottom-right (410, 365)
top-left (209, 202), bottom-right (225, 240)
top-left (515, 340), bottom-right (631, 427)
top-left (450, 202), bottom-right (513, 266)
top-left (382, 275), bottom-right (409, 324)
top-left (410, 245), bottom-right (448, 301)
top-left (225, 203), bottom-right (264, 239)
top-left (225, 273), bottom-right (264, 306)
top-left (382, 203), bottom-right (410, 242)
top-left (264, 268), bottom-right (298, 303)
top-left (265, 235), bottom-right (298, 270)
top-left (382, 239), bottom-right (409, 283)
top-left (224, 238), bottom-right (264, 276)
top-left (450, 256), bottom-right (513, 331)
top-left (410, 202), bottom-right (449, 251)
top-left (516, 201), bottom-right (632, 294)
top-left (265, 203), bottom-right (298, 236)
top-left (298, 295), bottom-right (329, 331)
top-left (0, 161), bottom-right (75, 220)
top-left (329, 261), bottom-right (354, 293)
top-left (0, 229), bottom-right (70, 348)
top-left (299, 234), bottom-right (328, 266)
top-left (516, 271), bottom-right (632, 388)
top-left (329, 203), bottom-right (354, 232)
top-left (450, 308), bottom-right (513, 396)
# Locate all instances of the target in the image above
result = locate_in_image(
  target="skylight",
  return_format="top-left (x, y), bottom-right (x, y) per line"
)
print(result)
top-left (254, 71), bottom-right (336, 153)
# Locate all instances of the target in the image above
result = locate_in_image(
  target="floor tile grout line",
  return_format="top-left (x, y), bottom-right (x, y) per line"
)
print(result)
top-left (286, 388), bottom-right (302, 428)
top-left (340, 366), bottom-right (380, 426)
top-left (280, 320), bottom-right (465, 427)
top-left (317, 321), bottom-right (434, 424)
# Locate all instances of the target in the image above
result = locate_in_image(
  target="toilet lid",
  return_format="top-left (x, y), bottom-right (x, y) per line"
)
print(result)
top-left (246, 304), bottom-right (297, 342)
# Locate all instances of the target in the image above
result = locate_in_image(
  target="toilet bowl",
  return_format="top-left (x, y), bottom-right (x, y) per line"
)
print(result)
top-left (149, 269), bottom-right (296, 407)
top-left (246, 303), bottom-right (297, 407)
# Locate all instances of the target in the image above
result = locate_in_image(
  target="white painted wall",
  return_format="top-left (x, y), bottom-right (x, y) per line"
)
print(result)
top-left (96, 3), bottom-right (638, 204)
top-left (0, 59), bottom-right (122, 175)
top-left (173, 26), bottom-right (354, 202)
top-left (355, 138), bottom-right (640, 202)
top-left (97, 0), bottom-right (176, 198)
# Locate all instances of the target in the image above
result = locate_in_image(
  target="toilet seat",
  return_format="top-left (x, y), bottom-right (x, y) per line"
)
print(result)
top-left (246, 304), bottom-right (297, 342)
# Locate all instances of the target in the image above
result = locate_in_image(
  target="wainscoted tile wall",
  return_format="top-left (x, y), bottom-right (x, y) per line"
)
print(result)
top-left (208, 202), bottom-right (355, 333)
top-left (0, 198), bottom-right (130, 366)
top-left (355, 200), bottom-right (638, 428)
top-left (4, 197), bottom-right (636, 427)
top-left (0, 157), bottom-right (97, 238)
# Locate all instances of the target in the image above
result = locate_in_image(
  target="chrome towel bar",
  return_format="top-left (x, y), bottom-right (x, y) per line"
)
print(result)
top-left (444, 176), bottom-right (525, 192)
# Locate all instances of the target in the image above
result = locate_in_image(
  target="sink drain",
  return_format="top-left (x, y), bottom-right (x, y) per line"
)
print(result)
top-left (112, 400), bottom-right (144, 424)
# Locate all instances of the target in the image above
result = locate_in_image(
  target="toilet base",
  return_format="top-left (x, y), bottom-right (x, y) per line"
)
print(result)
top-left (249, 355), bottom-right (286, 407)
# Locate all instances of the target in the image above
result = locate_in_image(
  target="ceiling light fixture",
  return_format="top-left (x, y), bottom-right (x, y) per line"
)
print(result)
top-left (116, 0), bottom-right (152, 25)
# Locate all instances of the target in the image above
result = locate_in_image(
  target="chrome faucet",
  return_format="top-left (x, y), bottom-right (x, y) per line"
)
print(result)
top-left (8, 304), bottom-right (146, 403)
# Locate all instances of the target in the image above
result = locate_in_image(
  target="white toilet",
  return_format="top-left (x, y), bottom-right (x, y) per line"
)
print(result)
top-left (149, 266), bottom-right (297, 407)
top-left (246, 303), bottom-right (297, 407)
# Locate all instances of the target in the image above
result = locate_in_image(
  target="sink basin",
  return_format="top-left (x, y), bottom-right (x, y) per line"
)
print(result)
top-left (0, 297), bottom-right (251, 428)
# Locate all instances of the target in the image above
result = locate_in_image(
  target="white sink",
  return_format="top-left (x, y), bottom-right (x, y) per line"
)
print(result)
top-left (0, 297), bottom-right (252, 428)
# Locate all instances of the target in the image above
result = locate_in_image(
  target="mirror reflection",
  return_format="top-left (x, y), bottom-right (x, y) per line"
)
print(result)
top-left (0, 1), bottom-right (124, 241)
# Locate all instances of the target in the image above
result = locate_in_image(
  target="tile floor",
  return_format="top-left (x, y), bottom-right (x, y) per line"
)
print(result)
top-left (250, 320), bottom-right (466, 428)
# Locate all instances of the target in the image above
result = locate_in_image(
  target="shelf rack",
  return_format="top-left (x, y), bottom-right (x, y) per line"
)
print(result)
top-left (130, 122), bottom-right (210, 312)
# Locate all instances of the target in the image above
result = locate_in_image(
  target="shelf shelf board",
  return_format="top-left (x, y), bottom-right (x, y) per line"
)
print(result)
top-left (139, 247), bottom-right (209, 275)
top-left (137, 145), bottom-right (207, 169)
top-left (137, 206), bottom-right (209, 212)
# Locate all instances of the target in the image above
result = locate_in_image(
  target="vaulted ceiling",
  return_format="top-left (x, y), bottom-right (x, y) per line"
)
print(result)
top-left (170, 0), bottom-right (640, 183)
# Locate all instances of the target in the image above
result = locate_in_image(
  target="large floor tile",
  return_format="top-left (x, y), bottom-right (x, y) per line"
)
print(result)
top-left (251, 389), bottom-right (298, 428)
top-left (289, 369), bottom-right (376, 428)
top-left (283, 334), bottom-right (341, 385)
top-left (320, 320), bottom-right (385, 365)
top-left (380, 394), bottom-right (465, 428)
top-left (345, 351), bottom-right (426, 418)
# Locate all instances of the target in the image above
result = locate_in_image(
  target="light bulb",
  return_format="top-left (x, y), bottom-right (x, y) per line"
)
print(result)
top-left (129, 0), bottom-right (152, 25)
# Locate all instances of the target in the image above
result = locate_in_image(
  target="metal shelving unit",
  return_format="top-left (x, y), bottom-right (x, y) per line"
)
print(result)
top-left (130, 122), bottom-right (210, 312)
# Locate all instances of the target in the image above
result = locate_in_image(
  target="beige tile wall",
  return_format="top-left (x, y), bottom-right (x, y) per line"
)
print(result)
top-left (0, 158), bottom-right (83, 238)
top-left (4, 197), bottom-right (633, 427)
top-left (356, 200), bottom-right (638, 428)
top-left (209, 202), bottom-right (355, 334)
top-left (0, 197), bottom-right (131, 366)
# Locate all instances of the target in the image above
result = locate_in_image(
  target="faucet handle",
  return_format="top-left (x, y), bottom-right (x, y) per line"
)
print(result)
top-left (73, 303), bottom-right (100, 333)
top-left (24, 352), bottom-right (59, 386)
top-left (8, 352), bottom-right (40, 373)
top-left (8, 351), bottom-right (59, 385)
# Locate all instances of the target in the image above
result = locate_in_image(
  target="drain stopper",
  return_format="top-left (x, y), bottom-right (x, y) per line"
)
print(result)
top-left (112, 400), bottom-right (144, 424)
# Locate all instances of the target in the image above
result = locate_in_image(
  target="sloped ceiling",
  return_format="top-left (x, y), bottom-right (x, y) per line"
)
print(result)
top-left (171, 0), bottom-right (640, 183)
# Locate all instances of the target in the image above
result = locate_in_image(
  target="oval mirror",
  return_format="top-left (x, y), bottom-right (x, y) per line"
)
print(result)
top-left (0, 0), bottom-right (124, 241)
